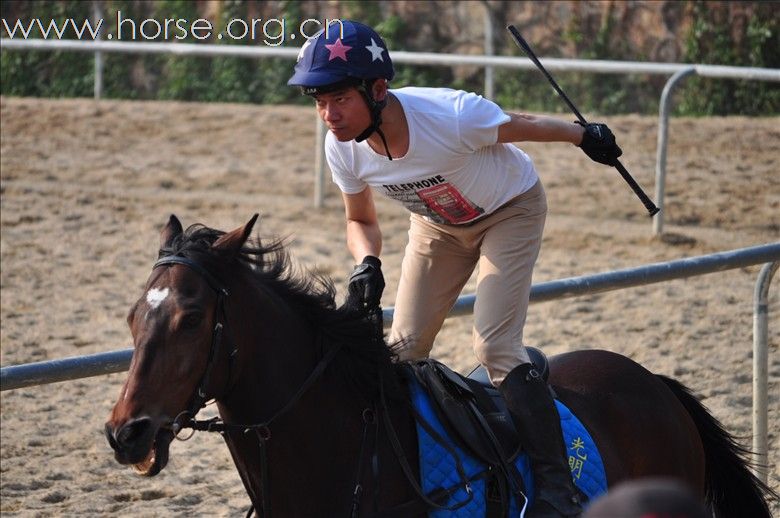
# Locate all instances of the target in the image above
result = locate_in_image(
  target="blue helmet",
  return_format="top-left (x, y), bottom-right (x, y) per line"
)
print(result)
top-left (288, 20), bottom-right (394, 91)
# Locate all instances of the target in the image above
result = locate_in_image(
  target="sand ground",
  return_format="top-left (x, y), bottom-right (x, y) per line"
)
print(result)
top-left (1, 96), bottom-right (778, 515)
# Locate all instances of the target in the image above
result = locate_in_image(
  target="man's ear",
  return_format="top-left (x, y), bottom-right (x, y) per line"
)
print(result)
top-left (372, 79), bottom-right (388, 102)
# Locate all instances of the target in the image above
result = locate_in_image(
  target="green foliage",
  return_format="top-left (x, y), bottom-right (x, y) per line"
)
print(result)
top-left (248, 0), bottom-right (304, 105)
top-left (205, 0), bottom-right (301, 104)
top-left (1, 1), bottom-right (777, 115)
top-left (99, 0), bottom-right (161, 100)
top-left (1, 0), bottom-right (94, 97)
top-left (495, 3), bottom-right (661, 115)
top-left (679, 2), bottom-right (779, 116)
top-left (376, 15), bottom-right (445, 90)
top-left (154, 0), bottom-right (210, 101)
top-left (341, 0), bottom-right (383, 27)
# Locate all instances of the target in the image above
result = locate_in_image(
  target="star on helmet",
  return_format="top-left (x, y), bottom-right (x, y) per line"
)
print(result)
top-left (286, 20), bottom-right (397, 161)
top-left (365, 38), bottom-right (385, 62)
top-left (288, 20), bottom-right (394, 88)
top-left (325, 39), bottom-right (352, 61)
top-left (297, 37), bottom-right (314, 63)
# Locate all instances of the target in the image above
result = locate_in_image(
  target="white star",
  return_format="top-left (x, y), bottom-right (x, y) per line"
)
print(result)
top-left (297, 37), bottom-right (313, 62)
top-left (365, 38), bottom-right (385, 62)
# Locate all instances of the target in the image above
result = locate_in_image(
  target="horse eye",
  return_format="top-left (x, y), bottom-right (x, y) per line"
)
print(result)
top-left (180, 312), bottom-right (204, 330)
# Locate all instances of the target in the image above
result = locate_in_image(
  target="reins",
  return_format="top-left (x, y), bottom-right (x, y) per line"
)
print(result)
top-left (190, 336), bottom-right (346, 518)
top-left (376, 371), bottom-right (475, 515)
top-left (153, 254), bottom-right (357, 517)
top-left (153, 254), bottom-right (474, 517)
top-left (153, 255), bottom-right (235, 436)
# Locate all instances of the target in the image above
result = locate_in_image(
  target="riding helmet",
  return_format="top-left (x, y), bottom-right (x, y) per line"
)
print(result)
top-left (287, 20), bottom-right (394, 93)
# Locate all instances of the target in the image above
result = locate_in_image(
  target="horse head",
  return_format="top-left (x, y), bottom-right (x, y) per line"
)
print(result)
top-left (104, 214), bottom-right (257, 476)
top-left (103, 214), bottom-right (419, 514)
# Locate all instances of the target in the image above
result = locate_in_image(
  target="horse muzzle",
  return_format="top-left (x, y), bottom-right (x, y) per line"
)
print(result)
top-left (105, 417), bottom-right (174, 477)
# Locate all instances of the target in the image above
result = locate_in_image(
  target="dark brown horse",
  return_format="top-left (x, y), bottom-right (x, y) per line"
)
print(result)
top-left (105, 215), bottom-right (776, 517)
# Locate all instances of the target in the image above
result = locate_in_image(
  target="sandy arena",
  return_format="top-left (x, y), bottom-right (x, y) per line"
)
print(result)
top-left (1, 96), bottom-right (778, 515)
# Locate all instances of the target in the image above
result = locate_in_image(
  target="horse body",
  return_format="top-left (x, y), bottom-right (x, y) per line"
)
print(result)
top-left (105, 215), bottom-right (775, 517)
top-left (549, 351), bottom-right (705, 489)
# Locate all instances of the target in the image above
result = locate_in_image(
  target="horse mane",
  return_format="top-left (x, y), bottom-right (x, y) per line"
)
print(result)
top-left (158, 223), bottom-right (405, 402)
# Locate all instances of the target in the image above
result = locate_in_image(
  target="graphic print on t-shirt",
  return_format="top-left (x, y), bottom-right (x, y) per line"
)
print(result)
top-left (380, 175), bottom-right (484, 224)
top-left (417, 184), bottom-right (485, 224)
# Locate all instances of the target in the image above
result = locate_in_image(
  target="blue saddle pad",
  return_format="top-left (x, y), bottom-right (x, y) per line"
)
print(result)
top-left (409, 377), bottom-right (607, 516)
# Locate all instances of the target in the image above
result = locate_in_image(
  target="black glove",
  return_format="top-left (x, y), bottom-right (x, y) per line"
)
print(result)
top-left (345, 256), bottom-right (385, 312)
top-left (577, 122), bottom-right (623, 165)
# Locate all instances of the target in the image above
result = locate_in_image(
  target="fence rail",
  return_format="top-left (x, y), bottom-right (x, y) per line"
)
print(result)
top-left (3, 38), bottom-right (779, 80)
top-left (2, 242), bottom-right (778, 481)
top-left (2, 38), bottom-right (779, 229)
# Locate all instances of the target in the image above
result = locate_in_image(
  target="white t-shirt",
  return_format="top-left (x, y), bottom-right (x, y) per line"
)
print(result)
top-left (326, 87), bottom-right (539, 225)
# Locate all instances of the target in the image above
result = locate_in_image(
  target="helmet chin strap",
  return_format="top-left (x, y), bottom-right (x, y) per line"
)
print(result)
top-left (354, 81), bottom-right (393, 161)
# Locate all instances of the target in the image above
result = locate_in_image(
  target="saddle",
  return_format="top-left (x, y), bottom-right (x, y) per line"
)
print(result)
top-left (408, 348), bottom-right (550, 490)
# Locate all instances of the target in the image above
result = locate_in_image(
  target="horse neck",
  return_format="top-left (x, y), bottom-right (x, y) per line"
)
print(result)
top-left (220, 369), bottom-right (418, 514)
top-left (214, 286), bottom-right (419, 513)
top-left (220, 282), bottom-right (321, 421)
top-left (217, 347), bottom-right (387, 512)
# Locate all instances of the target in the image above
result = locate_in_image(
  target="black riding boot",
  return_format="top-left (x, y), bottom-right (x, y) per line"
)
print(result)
top-left (499, 363), bottom-right (582, 517)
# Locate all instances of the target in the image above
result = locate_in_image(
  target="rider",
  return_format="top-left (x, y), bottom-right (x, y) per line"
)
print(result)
top-left (288, 20), bottom-right (622, 517)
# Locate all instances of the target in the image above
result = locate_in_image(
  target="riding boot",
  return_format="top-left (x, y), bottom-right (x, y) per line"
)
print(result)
top-left (499, 363), bottom-right (582, 517)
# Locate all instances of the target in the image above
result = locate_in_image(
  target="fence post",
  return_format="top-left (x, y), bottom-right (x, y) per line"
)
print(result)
top-left (482, 3), bottom-right (494, 100)
top-left (753, 260), bottom-right (778, 484)
top-left (92, 1), bottom-right (103, 100)
top-left (653, 66), bottom-right (695, 235)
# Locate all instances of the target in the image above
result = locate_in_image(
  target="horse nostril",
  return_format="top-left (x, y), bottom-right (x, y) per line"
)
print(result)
top-left (105, 423), bottom-right (120, 450)
top-left (116, 417), bottom-right (152, 447)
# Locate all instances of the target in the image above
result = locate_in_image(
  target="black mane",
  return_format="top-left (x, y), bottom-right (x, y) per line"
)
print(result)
top-left (158, 223), bottom-right (403, 401)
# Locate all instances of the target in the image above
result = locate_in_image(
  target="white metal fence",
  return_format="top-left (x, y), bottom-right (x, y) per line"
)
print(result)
top-left (2, 35), bottom-right (779, 480)
top-left (2, 242), bottom-right (778, 482)
top-left (2, 37), bottom-right (779, 233)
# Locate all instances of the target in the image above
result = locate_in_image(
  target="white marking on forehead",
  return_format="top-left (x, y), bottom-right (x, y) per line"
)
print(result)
top-left (146, 287), bottom-right (170, 310)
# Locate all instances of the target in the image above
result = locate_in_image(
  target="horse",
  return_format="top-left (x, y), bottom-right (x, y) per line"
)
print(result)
top-left (105, 215), bottom-right (776, 517)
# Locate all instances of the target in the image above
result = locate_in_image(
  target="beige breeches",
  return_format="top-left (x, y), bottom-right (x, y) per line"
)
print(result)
top-left (390, 180), bottom-right (547, 386)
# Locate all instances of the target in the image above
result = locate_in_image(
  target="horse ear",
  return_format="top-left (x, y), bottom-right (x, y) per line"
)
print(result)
top-left (211, 214), bottom-right (259, 256)
top-left (160, 214), bottom-right (183, 250)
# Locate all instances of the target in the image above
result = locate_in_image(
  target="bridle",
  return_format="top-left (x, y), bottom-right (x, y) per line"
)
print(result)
top-left (151, 254), bottom-right (350, 517)
top-left (150, 254), bottom-right (474, 517)
top-left (153, 254), bottom-right (235, 436)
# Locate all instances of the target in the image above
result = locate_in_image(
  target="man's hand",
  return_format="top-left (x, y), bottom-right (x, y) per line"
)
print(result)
top-left (578, 122), bottom-right (623, 165)
top-left (345, 256), bottom-right (385, 311)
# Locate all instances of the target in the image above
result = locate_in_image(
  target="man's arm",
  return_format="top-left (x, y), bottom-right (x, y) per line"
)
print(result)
top-left (343, 187), bottom-right (382, 263)
top-left (496, 113), bottom-right (584, 144)
top-left (498, 112), bottom-right (623, 167)
top-left (342, 188), bottom-right (385, 311)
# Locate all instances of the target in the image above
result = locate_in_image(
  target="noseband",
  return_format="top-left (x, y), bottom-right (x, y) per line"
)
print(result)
top-left (153, 255), bottom-right (235, 435)
top-left (151, 254), bottom-right (459, 518)
top-left (151, 253), bottom-right (349, 518)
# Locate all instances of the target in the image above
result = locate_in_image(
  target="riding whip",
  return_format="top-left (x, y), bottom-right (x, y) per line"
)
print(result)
top-left (507, 25), bottom-right (660, 217)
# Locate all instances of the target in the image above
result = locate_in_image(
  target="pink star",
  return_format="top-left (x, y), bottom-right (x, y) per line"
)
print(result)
top-left (325, 39), bottom-right (352, 61)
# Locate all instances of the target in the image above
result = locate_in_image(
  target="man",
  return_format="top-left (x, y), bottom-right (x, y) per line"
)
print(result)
top-left (288, 20), bottom-right (622, 517)
top-left (583, 478), bottom-right (708, 518)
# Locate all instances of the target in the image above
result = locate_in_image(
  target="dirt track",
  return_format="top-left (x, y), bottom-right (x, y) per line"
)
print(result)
top-left (1, 96), bottom-right (778, 515)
